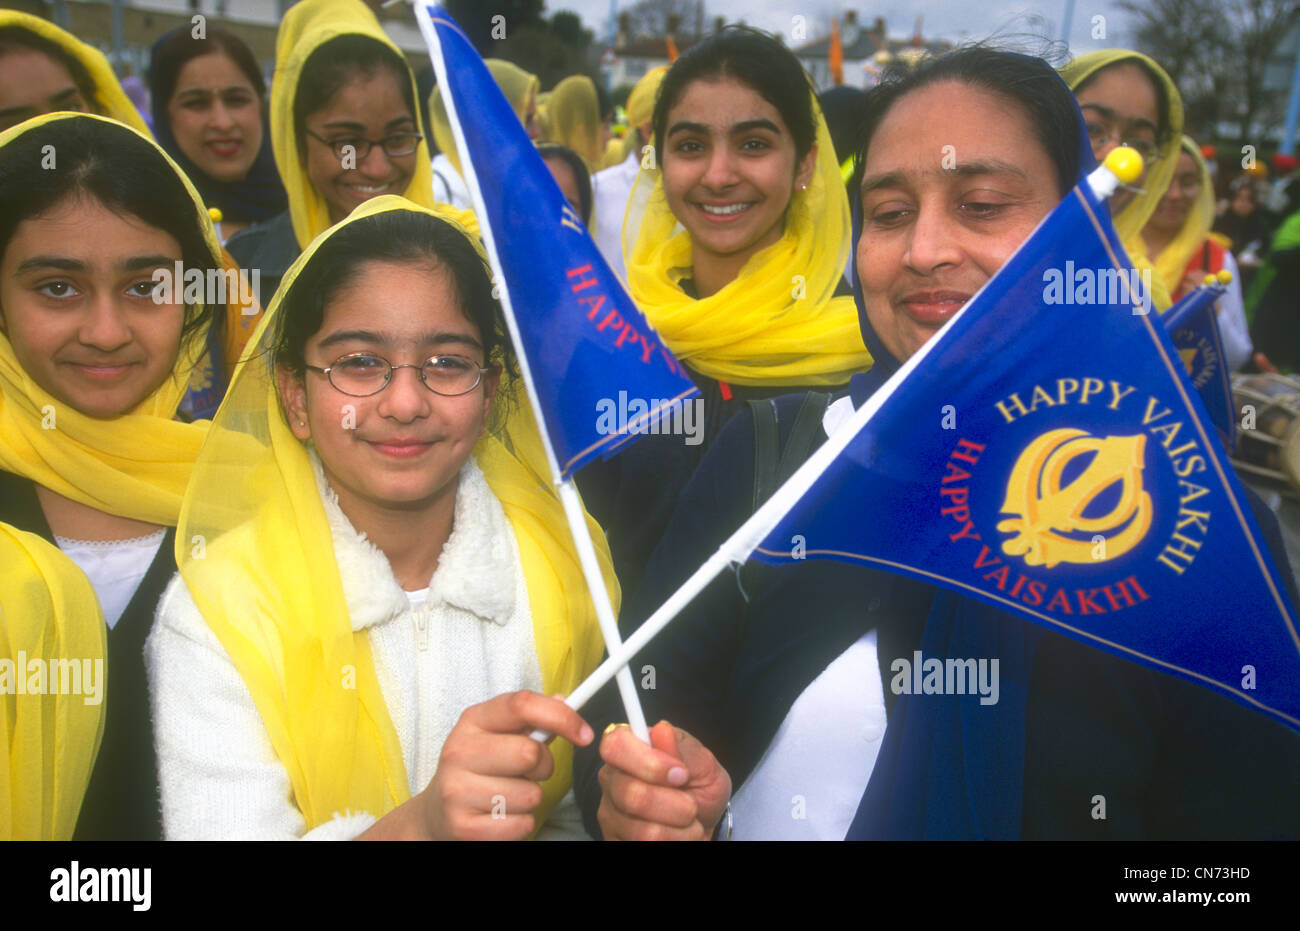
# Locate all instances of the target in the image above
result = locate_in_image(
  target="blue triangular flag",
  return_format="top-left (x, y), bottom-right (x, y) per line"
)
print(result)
top-left (1163, 284), bottom-right (1237, 451)
top-left (748, 173), bottom-right (1300, 732)
top-left (417, 6), bottom-right (698, 478)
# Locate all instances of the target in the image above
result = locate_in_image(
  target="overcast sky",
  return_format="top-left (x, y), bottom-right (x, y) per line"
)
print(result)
top-left (550, 0), bottom-right (1141, 56)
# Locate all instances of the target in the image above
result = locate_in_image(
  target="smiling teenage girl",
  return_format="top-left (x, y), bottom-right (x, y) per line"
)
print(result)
top-left (0, 113), bottom-right (227, 839)
top-left (578, 27), bottom-right (872, 596)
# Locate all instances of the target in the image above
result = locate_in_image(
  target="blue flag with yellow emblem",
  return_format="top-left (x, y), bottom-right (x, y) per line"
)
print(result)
top-left (747, 168), bottom-right (1300, 732)
top-left (1163, 283), bottom-right (1237, 451)
top-left (416, 5), bottom-right (698, 478)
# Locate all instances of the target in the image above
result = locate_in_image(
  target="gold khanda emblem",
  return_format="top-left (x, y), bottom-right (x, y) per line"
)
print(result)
top-left (997, 428), bottom-right (1153, 568)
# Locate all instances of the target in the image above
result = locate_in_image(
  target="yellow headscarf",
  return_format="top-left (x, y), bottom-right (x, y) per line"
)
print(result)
top-left (1062, 49), bottom-right (1184, 311)
top-left (270, 0), bottom-right (438, 249)
top-left (0, 113), bottom-right (227, 525)
top-left (176, 194), bottom-right (613, 834)
top-left (601, 66), bottom-right (667, 169)
top-left (627, 66), bottom-right (667, 135)
top-left (536, 91), bottom-right (553, 140)
top-left (431, 58), bottom-right (540, 178)
top-left (1, 521), bottom-right (106, 840)
top-left (623, 88), bottom-right (870, 387)
top-left (0, 11), bottom-right (150, 136)
top-left (546, 74), bottom-right (605, 173)
top-left (1147, 136), bottom-right (1216, 300)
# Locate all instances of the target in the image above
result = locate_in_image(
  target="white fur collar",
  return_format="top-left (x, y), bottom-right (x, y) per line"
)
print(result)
top-left (308, 449), bottom-right (518, 631)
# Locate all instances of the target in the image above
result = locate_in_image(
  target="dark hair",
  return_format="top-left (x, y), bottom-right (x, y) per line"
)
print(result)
top-left (293, 35), bottom-right (417, 153)
top-left (818, 85), bottom-right (869, 165)
top-left (850, 47), bottom-right (1084, 201)
top-left (652, 26), bottom-right (817, 164)
top-left (272, 210), bottom-right (517, 420)
top-left (0, 115), bottom-right (219, 343)
top-left (149, 25), bottom-right (266, 119)
top-left (1072, 57), bottom-right (1172, 147)
top-left (0, 26), bottom-right (96, 107)
top-left (538, 143), bottom-right (593, 225)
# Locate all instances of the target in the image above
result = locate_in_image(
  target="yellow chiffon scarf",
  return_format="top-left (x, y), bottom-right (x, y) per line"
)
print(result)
top-left (546, 74), bottom-right (605, 173)
top-left (624, 90), bottom-right (870, 387)
top-left (1, 522), bottom-right (106, 840)
top-left (603, 65), bottom-right (667, 169)
top-left (177, 194), bottom-right (612, 834)
top-left (0, 11), bottom-right (150, 136)
top-left (270, 0), bottom-right (438, 249)
top-left (1062, 49), bottom-right (1184, 311)
top-left (0, 113), bottom-right (228, 525)
top-left (1147, 136), bottom-right (1216, 298)
top-left (431, 59), bottom-right (539, 180)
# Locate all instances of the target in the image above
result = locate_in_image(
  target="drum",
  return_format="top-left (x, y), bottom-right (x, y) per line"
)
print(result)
top-left (1231, 373), bottom-right (1300, 497)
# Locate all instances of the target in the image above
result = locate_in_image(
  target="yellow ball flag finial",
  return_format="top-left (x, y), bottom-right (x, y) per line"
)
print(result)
top-left (1103, 146), bottom-right (1144, 186)
top-left (207, 206), bottom-right (224, 224)
top-left (1203, 273), bottom-right (1217, 286)
top-left (1216, 268), bottom-right (1233, 286)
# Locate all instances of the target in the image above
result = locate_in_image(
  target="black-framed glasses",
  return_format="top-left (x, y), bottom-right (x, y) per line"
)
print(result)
top-left (304, 129), bottom-right (423, 161)
top-left (305, 352), bottom-right (493, 397)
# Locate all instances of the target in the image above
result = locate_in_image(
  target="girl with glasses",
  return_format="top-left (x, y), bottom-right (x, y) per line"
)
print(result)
top-left (1063, 50), bottom-right (1184, 311)
top-left (148, 198), bottom-right (615, 840)
top-left (1143, 136), bottom-right (1253, 371)
top-left (227, 0), bottom-right (440, 309)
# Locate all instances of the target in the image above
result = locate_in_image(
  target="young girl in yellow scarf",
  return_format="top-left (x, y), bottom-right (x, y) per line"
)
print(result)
top-left (227, 0), bottom-right (438, 307)
top-left (1143, 136), bottom-right (1253, 371)
top-left (0, 10), bottom-right (149, 134)
top-left (148, 197), bottom-right (614, 840)
top-left (1061, 49), bottom-right (1184, 311)
top-left (577, 26), bottom-right (872, 595)
top-left (0, 112), bottom-right (229, 839)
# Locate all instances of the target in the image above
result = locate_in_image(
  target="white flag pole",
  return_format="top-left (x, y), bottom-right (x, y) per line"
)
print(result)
top-left (556, 153), bottom-right (1143, 715)
top-left (416, 5), bottom-right (650, 742)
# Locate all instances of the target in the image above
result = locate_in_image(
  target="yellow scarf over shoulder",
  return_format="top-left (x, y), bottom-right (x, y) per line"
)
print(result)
top-left (1062, 49), bottom-right (1184, 311)
top-left (270, 0), bottom-right (439, 249)
top-left (1, 521), bottom-right (106, 840)
top-left (177, 195), bottom-right (612, 833)
top-left (624, 88), bottom-right (870, 386)
top-left (0, 11), bottom-right (149, 136)
top-left (0, 113), bottom-right (227, 525)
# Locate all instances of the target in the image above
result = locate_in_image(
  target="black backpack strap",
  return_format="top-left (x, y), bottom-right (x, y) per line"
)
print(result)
top-left (750, 398), bottom-right (780, 514)
top-left (738, 391), bottom-right (833, 601)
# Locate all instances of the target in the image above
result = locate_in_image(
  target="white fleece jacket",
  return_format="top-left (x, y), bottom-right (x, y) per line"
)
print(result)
top-left (145, 453), bottom-right (587, 840)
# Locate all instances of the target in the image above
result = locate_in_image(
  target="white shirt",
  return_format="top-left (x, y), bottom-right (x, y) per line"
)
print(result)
top-left (431, 153), bottom-right (472, 210)
top-left (55, 530), bottom-right (166, 629)
top-left (147, 454), bottom-right (585, 840)
top-left (591, 150), bottom-right (641, 285)
top-left (730, 395), bottom-right (887, 840)
top-left (731, 629), bottom-right (887, 840)
top-left (1214, 251), bottom-right (1253, 373)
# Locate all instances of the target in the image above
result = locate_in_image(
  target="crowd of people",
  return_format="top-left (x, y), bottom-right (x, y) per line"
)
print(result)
top-left (1, 0), bottom-right (1297, 842)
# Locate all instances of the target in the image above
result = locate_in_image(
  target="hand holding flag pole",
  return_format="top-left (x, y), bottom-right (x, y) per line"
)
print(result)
top-left (416, 6), bottom-right (701, 744)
